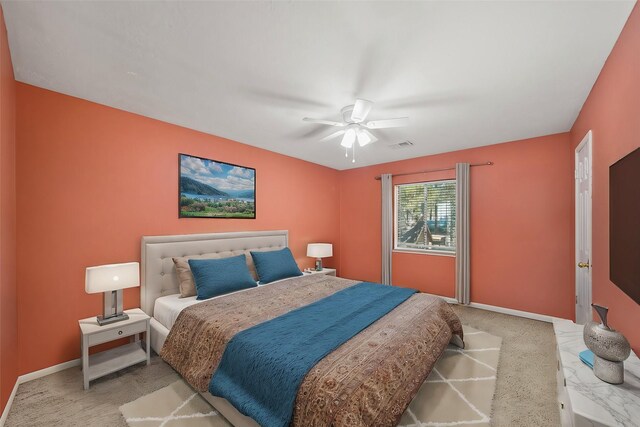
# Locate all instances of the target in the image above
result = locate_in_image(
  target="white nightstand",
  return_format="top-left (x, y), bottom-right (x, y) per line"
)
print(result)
top-left (303, 268), bottom-right (337, 277)
top-left (79, 308), bottom-right (150, 390)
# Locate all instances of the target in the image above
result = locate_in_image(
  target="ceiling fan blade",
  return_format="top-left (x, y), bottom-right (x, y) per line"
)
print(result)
top-left (351, 99), bottom-right (373, 123)
top-left (303, 118), bottom-right (345, 127)
top-left (365, 117), bottom-right (409, 129)
top-left (319, 130), bottom-right (345, 142)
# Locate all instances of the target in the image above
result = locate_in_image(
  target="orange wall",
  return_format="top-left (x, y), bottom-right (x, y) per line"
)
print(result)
top-left (15, 83), bottom-right (341, 374)
top-left (0, 4), bottom-right (17, 413)
top-left (570, 3), bottom-right (640, 354)
top-left (339, 133), bottom-right (574, 319)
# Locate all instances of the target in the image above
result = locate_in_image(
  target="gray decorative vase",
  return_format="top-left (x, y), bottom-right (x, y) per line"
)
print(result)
top-left (583, 304), bottom-right (631, 384)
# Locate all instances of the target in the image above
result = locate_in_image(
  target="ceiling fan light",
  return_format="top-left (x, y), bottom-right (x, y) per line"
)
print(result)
top-left (356, 128), bottom-right (372, 147)
top-left (341, 128), bottom-right (356, 148)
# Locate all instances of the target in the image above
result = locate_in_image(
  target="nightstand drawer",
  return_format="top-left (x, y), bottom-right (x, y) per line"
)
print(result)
top-left (87, 321), bottom-right (146, 346)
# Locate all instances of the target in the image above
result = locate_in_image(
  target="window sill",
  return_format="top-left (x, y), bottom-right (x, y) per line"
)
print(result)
top-left (393, 249), bottom-right (456, 257)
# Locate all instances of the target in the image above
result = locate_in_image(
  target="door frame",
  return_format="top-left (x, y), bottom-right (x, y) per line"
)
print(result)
top-left (575, 130), bottom-right (593, 324)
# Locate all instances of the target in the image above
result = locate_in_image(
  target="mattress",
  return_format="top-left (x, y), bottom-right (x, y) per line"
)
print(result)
top-left (153, 294), bottom-right (201, 330)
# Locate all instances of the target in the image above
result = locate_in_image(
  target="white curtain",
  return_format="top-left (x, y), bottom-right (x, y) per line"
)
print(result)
top-left (381, 174), bottom-right (393, 285)
top-left (455, 163), bottom-right (470, 304)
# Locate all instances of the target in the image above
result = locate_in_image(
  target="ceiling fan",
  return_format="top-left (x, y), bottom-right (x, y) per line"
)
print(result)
top-left (303, 99), bottom-right (409, 163)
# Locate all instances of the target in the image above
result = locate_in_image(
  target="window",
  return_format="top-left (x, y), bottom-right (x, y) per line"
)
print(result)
top-left (395, 180), bottom-right (456, 254)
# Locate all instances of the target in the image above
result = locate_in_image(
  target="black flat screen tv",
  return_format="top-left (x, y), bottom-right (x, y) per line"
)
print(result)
top-left (610, 147), bottom-right (640, 305)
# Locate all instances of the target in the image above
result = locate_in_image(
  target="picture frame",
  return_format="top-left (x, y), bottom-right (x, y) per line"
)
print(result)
top-left (179, 153), bottom-right (256, 219)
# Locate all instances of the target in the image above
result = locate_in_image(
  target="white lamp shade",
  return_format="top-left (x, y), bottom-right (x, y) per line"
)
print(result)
top-left (85, 262), bottom-right (140, 294)
top-left (340, 128), bottom-right (356, 148)
top-left (307, 243), bottom-right (333, 258)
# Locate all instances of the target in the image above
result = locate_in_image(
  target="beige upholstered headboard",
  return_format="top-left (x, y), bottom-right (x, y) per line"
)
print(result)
top-left (140, 230), bottom-right (288, 316)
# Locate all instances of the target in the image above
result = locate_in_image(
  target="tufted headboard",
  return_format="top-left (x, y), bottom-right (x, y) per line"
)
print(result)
top-left (140, 230), bottom-right (288, 316)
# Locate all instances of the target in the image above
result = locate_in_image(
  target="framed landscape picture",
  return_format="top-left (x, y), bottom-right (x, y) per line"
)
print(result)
top-left (179, 153), bottom-right (256, 219)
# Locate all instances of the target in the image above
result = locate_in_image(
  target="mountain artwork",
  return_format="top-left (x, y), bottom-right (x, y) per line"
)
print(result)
top-left (179, 154), bottom-right (256, 218)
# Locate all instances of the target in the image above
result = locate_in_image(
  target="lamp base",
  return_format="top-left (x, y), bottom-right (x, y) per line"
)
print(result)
top-left (96, 313), bottom-right (129, 326)
top-left (98, 289), bottom-right (128, 326)
top-left (315, 258), bottom-right (323, 271)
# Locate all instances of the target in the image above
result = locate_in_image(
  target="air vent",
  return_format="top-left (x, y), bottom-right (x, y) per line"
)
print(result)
top-left (388, 141), bottom-right (414, 150)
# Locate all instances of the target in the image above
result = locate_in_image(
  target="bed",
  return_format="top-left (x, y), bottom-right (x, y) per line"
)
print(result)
top-left (141, 230), bottom-right (463, 427)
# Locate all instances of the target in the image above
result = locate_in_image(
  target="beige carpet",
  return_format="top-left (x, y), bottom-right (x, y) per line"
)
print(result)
top-left (120, 326), bottom-right (501, 427)
top-left (451, 305), bottom-right (560, 427)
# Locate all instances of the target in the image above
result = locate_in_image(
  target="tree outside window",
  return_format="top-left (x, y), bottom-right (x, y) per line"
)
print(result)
top-left (395, 180), bottom-right (456, 253)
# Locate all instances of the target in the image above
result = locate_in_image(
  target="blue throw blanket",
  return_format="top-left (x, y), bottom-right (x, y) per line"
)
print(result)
top-left (209, 282), bottom-right (417, 427)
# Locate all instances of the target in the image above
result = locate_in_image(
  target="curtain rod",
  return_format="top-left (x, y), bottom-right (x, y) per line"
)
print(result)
top-left (374, 161), bottom-right (493, 180)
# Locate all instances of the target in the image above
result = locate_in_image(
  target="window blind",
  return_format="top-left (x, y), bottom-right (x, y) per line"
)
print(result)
top-left (395, 180), bottom-right (457, 253)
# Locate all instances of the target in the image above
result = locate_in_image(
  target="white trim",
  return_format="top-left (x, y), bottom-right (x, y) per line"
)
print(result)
top-left (440, 293), bottom-right (568, 323)
top-left (393, 179), bottom-right (457, 255)
top-left (440, 295), bottom-right (564, 323)
top-left (17, 358), bottom-right (81, 384)
top-left (392, 249), bottom-right (456, 257)
top-left (468, 302), bottom-right (559, 323)
top-left (0, 380), bottom-right (19, 427)
top-left (423, 292), bottom-right (458, 304)
top-left (0, 358), bottom-right (81, 426)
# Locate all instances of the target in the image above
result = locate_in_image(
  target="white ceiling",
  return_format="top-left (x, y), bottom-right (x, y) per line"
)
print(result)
top-left (2, 1), bottom-right (635, 170)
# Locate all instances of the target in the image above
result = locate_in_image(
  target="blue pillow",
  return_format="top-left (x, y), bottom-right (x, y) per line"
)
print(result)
top-left (250, 248), bottom-right (303, 284)
top-left (188, 255), bottom-right (257, 300)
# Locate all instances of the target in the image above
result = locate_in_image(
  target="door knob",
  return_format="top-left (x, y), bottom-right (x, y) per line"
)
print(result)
top-left (578, 262), bottom-right (590, 269)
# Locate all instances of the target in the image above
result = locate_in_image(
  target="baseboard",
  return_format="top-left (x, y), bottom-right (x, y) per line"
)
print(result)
top-left (420, 293), bottom-right (561, 323)
top-left (0, 358), bottom-right (81, 427)
top-left (402, 288), bottom-right (564, 323)
top-left (467, 302), bottom-right (559, 323)
top-left (0, 379), bottom-right (19, 427)
top-left (423, 292), bottom-right (458, 304)
top-left (17, 358), bottom-right (81, 384)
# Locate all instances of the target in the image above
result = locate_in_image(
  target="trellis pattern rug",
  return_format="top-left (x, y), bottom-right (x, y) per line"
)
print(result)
top-left (119, 326), bottom-right (501, 427)
top-left (398, 326), bottom-right (502, 427)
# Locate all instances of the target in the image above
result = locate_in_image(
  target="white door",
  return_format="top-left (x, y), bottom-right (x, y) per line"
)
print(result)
top-left (575, 131), bottom-right (592, 325)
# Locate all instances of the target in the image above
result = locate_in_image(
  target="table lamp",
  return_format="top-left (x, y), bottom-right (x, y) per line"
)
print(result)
top-left (85, 262), bottom-right (140, 326)
top-left (307, 243), bottom-right (333, 271)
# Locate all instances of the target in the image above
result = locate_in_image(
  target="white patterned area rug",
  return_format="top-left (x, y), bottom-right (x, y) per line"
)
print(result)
top-left (120, 326), bottom-right (501, 427)
top-left (119, 380), bottom-right (231, 427)
top-left (398, 326), bottom-right (502, 427)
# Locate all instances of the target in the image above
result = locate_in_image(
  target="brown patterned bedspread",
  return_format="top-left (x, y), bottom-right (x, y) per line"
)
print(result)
top-left (161, 274), bottom-right (463, 427)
